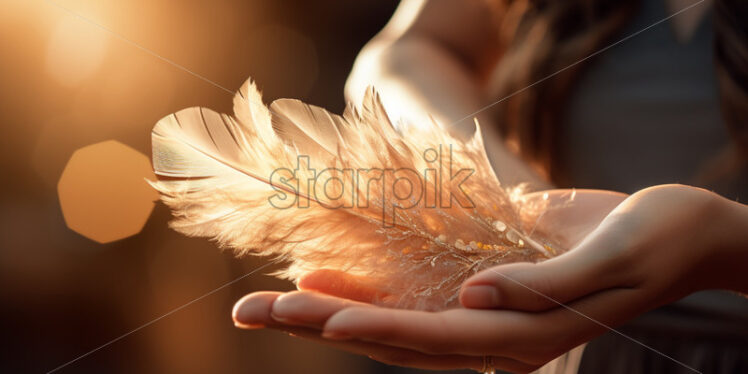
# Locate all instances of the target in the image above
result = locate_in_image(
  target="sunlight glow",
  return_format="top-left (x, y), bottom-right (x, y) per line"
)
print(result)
top-left (45, 15), bottom-right (110, 87)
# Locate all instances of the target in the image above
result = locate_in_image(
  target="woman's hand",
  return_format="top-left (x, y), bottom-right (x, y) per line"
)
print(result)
top-left (231, 189), bottom-right (621, 372)
top-left (232, 185), bottom-right (748, 373)
top-left (233, 289), bottom-right (589, 373)
top-left (461, 184), bottom-right (748, 312)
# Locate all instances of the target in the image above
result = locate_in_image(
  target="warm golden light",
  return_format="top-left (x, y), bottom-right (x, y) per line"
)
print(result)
top-left (45, 15), bottom-right (110, 87)
top-left (3, 1), bottom-right (407, 372)
top-left (57, 140), bottom-right (158, 243)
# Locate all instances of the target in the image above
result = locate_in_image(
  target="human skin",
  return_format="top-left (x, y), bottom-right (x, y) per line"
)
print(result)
top-left (344, 0), bottom-right (551, 189)
top-left (343, 0), bottom-right (712, 190)
top-left (233, 185), bottom-right (748, 373)
top-left (235, 1), bottom-right (740, 372)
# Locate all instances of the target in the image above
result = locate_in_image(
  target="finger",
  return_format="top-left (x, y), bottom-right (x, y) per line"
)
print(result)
top-left (460, 228), bottom-right (629, 311)
top-left (297, 269), bottom-right (389, 303)
top-left (273, 325), bottom-right (535, 373)
top-left (232, 294), bottom-right (538, 372)
top-left (232, 291), bottom-right (282, 328)
top-left (270, 290), bottom-right (372, 328)
top-left (324, 287), bottom-right (652, 365)
top-left (322, 306), bottom-right (548, 356)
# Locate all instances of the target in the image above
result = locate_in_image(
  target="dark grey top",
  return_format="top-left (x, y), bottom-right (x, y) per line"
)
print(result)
top-left (561, 0), bottom-right (747, 198)
top-left (559, 0), bottom-right (748, 372)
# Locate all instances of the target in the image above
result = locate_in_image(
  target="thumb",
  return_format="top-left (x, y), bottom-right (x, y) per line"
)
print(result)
top-left (459, 236), bottom-right (627, 311)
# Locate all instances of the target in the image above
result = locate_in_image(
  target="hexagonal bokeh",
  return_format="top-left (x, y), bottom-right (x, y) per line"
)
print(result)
top-left (58, 140), bottom-right (158, 243)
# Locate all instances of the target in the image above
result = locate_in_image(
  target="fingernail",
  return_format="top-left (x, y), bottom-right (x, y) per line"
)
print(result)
top-left (232, 298), bottom-right (264, 327)
top-left (461, 285), bottom-right (500, 308)
top-left (322, 330), bottom-right (351, 340)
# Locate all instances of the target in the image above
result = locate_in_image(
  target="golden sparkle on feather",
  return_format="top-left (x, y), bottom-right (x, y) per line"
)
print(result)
top-left (150, 77), bottom-right (565, 311)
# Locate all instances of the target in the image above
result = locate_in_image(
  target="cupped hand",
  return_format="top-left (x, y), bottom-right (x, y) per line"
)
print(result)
top-left (232, 185), bottom-right (746, 373)
top-left (460, 184), bottom-right (744, 312)
top-left (233, 189), bottom-right (632, 372)
top-left (294, 188), bottom-right (627, 306)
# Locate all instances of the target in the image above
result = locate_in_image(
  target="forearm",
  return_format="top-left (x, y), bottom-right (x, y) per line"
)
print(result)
top-left (345, 36), bottom-right (551, 189)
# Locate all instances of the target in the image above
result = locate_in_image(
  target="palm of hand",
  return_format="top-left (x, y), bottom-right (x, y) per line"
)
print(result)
top-left (234, 186), bottom-right (716, 373)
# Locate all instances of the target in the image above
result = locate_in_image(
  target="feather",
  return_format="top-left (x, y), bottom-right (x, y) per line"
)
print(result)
top-left (150, 78), bottom-right (562, 310)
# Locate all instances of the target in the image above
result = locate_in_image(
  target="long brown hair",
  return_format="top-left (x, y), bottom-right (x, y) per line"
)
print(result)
top-left (487, 0), bottom-right (747, 185)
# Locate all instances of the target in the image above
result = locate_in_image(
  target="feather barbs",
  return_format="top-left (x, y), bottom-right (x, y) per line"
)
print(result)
top-left (150, 78), bottom-right (560, 310)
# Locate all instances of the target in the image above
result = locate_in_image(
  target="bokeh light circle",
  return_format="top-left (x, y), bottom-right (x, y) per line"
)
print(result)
top-left (57, 140), bottom-right (158, 243)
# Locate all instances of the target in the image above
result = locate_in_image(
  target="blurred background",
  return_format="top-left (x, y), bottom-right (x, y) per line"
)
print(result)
top-left (0, 0), bottom-right (475, 372)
